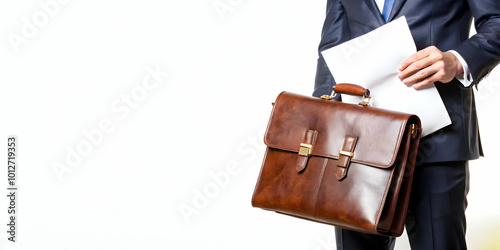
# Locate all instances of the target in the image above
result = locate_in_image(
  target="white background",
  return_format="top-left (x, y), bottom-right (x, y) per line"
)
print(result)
top-left (1, 1), bottom-right (499, 249)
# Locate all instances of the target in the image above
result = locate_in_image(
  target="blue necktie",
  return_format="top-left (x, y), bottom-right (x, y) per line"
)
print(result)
top-left (382, 0), bottom-right (395, 22)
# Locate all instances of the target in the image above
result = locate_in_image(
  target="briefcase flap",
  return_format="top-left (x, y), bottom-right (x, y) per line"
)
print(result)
top-left (264, 92), bottom-right (418, 169)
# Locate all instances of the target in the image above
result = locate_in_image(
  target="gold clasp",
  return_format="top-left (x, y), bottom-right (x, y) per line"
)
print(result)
top-left (320, 92), bottom-right (337, 100)
top-left (339, 150), bottom-right (354, 157)
top-left (411, 124), bottom-right (417, 139)
top-left (299, 143), bottom-right (313, 157)
top-left (358, 89), bottom-right (371, 106)
top-left (358, 95), bottom-right (371, 106)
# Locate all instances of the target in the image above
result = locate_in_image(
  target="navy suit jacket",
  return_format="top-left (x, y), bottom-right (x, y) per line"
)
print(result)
top-left (314, 0), bottom-right (500, 163)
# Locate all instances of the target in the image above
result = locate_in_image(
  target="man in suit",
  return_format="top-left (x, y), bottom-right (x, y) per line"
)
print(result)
top-left (313, 0), bottom-right (500, 249)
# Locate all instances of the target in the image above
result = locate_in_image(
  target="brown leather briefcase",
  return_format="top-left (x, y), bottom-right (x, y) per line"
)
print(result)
top-left (251, 84), bottom-right (422, 237)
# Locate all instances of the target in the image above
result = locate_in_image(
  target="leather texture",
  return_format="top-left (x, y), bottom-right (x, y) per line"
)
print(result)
top-left (252, 90), bottom-right (422, 236)
top-left (334, 83), bottom-right (370, 98)
top-left (314, 0), bottom-right (500, 163)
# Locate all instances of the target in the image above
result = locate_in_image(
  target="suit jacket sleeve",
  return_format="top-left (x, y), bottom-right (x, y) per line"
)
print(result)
top-left (454, 0), bottom-right (500, 86)
top-left (313, 0), bottom-right (351, 98)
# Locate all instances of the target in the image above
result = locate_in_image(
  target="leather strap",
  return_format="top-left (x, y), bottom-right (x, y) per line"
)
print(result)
top-left (335, 135), bottom-right (358, 180)
top-left (296, 130), bottom-right (317, 173)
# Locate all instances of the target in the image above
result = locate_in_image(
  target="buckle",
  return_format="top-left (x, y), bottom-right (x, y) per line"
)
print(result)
top-left (339, 150), bottom-right (354, 157)
top-left (299, 143), bottom-right (312, 157)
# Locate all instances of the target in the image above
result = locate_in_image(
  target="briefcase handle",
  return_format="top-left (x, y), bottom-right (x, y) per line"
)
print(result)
top-left (321, 83), bottom-right (371, 106)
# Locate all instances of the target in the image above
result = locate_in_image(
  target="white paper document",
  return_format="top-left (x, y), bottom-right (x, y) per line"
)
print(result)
top-left (321, 17), bottom-right (451, 137)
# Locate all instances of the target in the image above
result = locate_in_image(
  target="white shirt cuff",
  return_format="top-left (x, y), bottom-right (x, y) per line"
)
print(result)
top-left (448, 50), bottom-right (473, 87)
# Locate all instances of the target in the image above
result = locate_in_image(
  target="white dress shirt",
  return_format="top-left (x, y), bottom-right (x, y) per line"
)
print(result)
top-left (374, 0), bottom-right (473, 86)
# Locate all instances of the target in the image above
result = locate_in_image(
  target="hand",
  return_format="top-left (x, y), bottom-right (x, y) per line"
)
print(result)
top-left (398, 46), bottom-right (464, 90)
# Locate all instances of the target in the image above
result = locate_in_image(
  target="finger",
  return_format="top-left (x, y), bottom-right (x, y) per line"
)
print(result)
top-left (408, 58), bottom-right (452, 85)
top-left (411, 77), bottom-right (435, 90)
top-left (399, 57), bottom-right (436, 83)
top-left (398, 46), bottom-right (435, 71)
top-left (398, 51), bottom-right (427, 71)
top-left (411, 68), bottom-right (445, 89)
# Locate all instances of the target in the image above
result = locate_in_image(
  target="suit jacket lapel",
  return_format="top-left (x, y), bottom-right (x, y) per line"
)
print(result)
top-left (361, 0), bottom-right (385, 26)
top-left (388, 0), bottom-right (407, 21)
